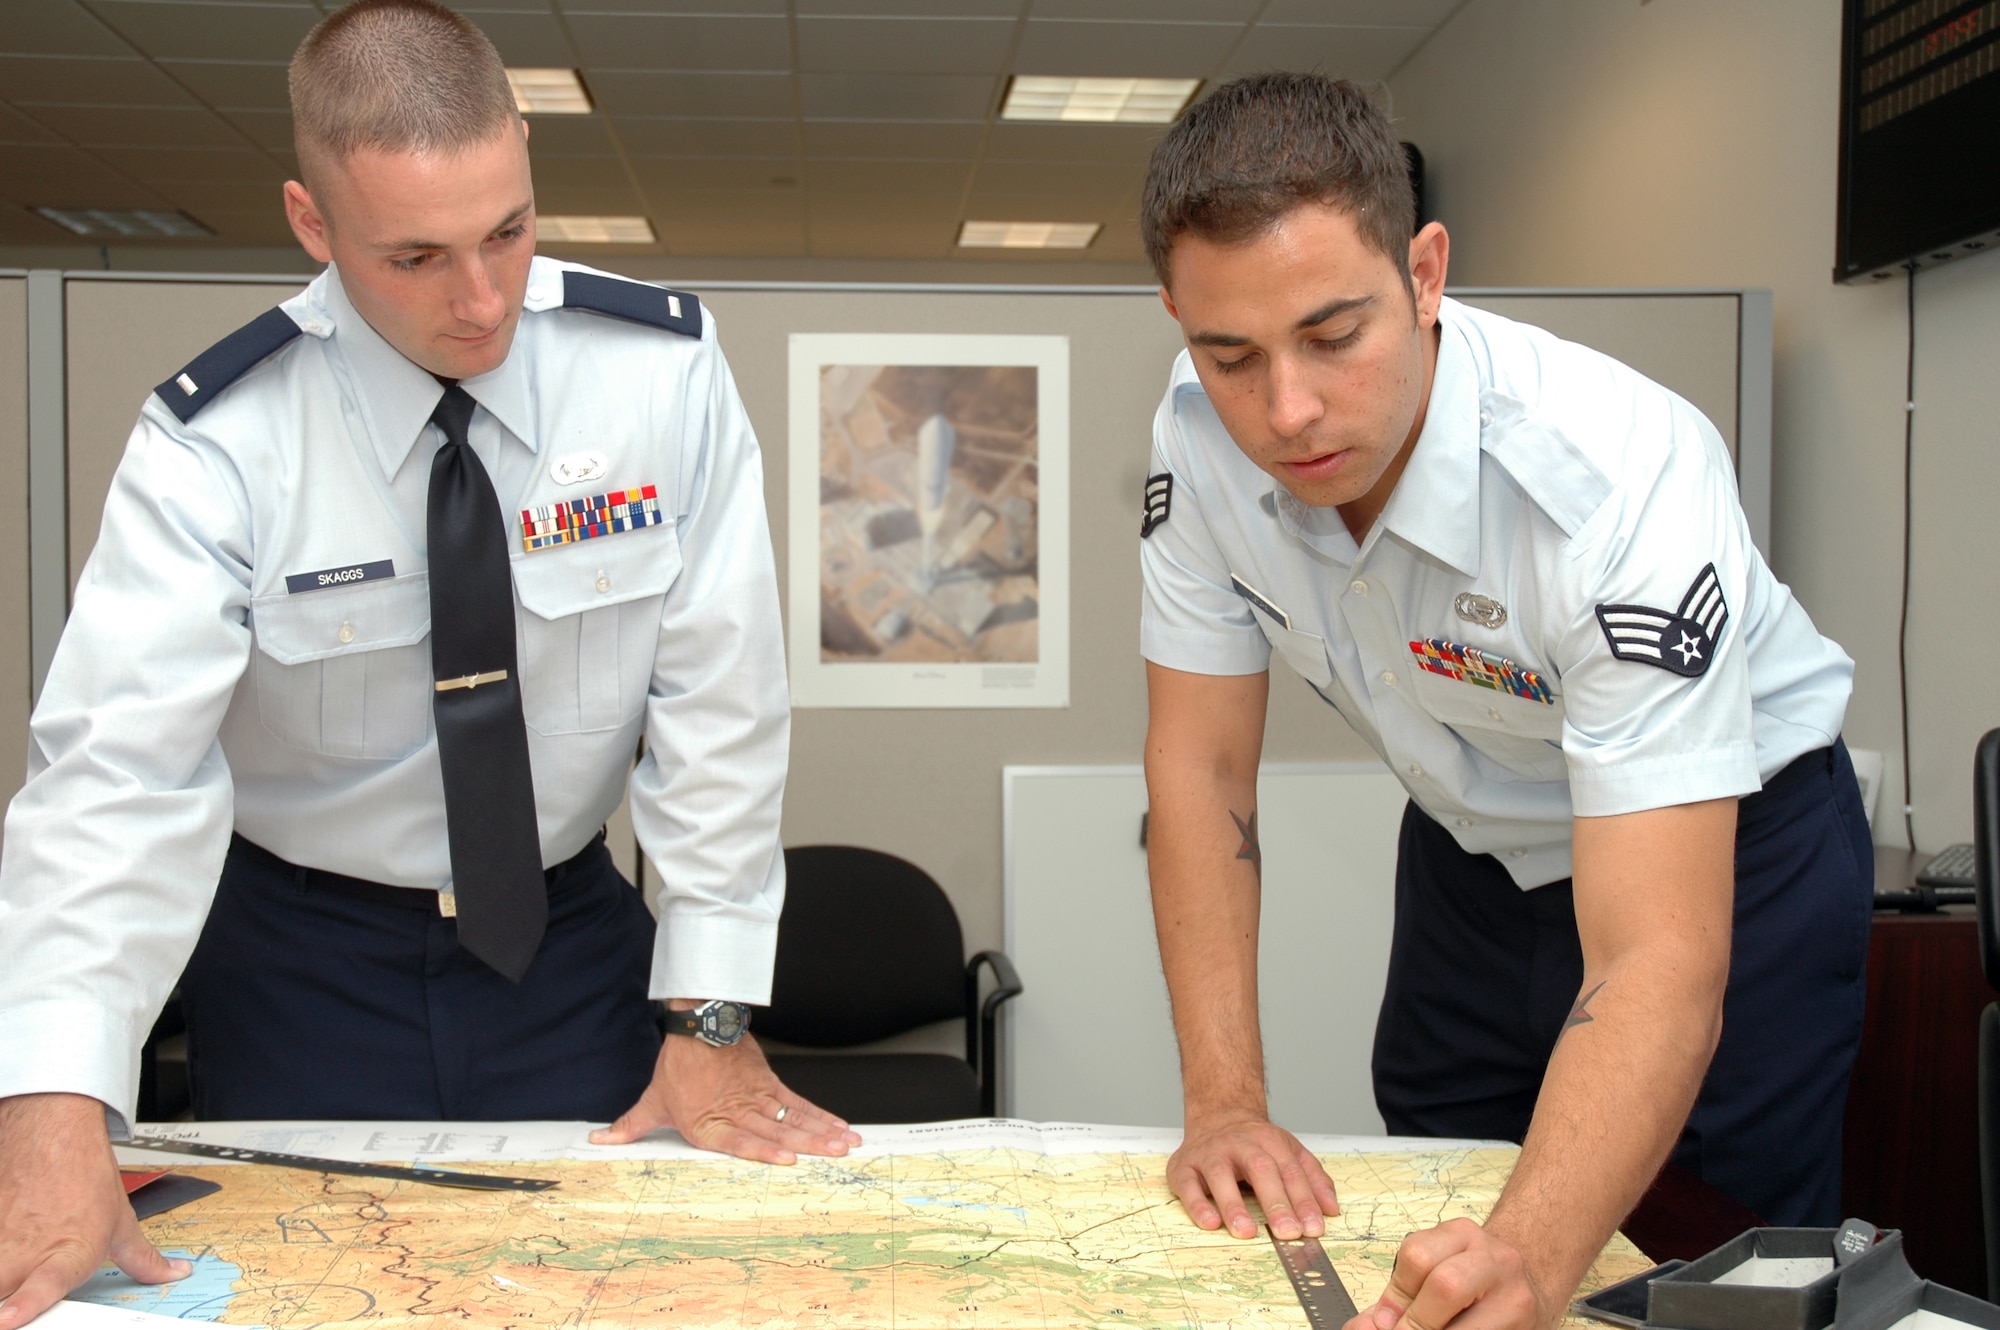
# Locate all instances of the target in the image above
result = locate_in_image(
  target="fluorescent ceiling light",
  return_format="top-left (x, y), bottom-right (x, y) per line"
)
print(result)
top-left (33, 207), bottom-right (212, 238)
top-left (958, 220), bottom-right (1101, 250)
top-left (538, 215), bottom-right (655, 244)
top-left (1001, 76), bottom-right (1199, 124)
top-left (507, 68), bottom-right (593, 115)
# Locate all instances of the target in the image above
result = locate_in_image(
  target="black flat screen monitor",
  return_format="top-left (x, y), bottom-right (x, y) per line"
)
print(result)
top-left (1836, 0), bottom-right (2000, 282)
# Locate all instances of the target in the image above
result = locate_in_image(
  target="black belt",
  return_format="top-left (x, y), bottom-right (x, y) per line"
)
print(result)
top-left (228, 832), bottom-right (606, 915)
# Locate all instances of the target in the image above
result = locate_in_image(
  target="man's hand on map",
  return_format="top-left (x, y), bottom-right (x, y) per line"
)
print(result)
top-left (588, 1027), bottom-right (863, 1164)
top-left (0, 1093), bottom-right (192, 1330)
top-left (1349, 1217), bottom-right (1550, 1330)
top-left (1167, 1113), bottom-right (1340, 1242)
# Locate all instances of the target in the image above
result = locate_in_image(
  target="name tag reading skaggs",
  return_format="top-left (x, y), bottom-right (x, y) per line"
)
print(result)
top-left (285, 559), bottom-right (395, 594)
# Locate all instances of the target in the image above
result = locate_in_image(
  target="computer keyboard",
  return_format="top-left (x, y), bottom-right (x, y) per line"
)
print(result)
top-left (1911, 842), bottom-right (1978, 903)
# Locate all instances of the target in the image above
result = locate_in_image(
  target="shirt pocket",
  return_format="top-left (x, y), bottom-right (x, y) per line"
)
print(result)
top-left (249, 573), bottom-right (433, 761)
top-left (1409, 664), bottom-right (1569, 782)
top-left (511, 524), bottom-right (683, 736)
top-left (1264, 622), bottom-right (1337, 689)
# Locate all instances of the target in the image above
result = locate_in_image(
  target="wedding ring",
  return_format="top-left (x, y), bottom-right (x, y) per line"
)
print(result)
top-left (774, 1105), bottom-right (789, 1123)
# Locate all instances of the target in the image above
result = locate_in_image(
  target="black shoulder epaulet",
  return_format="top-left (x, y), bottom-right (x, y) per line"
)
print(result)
top-left (154, 306), bottom-right (303, 424)
top-left (561, 271), bottom-right (703, 338)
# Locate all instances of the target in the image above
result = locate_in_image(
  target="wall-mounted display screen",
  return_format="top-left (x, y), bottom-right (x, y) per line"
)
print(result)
top-left (1836, 0), bottom-right (2000, 281)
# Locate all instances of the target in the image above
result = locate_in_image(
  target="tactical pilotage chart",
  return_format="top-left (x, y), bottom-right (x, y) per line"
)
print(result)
top-left (103, 1121), bottom-right (1653, 1329)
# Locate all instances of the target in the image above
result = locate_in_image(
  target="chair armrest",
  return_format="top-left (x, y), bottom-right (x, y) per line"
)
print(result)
top-left (966, 949), bottom-right (1023, 1117)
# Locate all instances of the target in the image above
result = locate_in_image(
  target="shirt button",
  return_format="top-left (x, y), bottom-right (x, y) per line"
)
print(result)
top-left (595, 572), bottom-right (611, 593)
top-left (1456, 817), bottom-right (1474, 828)
top-left (1350, 579), bottom-right (1369, 596)
top-left (527, 286), bottom-right (547, 303)
top-left (1407, 763), bottom-right (1425, 779)
top-left (1486, 707), bottom-right (1504, 722)
top-left (1479, 409), bottom-right (1494, 428)
top-left (337, 622), bottom-right (355, 644)
top-left (1380, 670), bottom-right (1397, 687)
top-left (1510, 848), bottom-right (1527, 858)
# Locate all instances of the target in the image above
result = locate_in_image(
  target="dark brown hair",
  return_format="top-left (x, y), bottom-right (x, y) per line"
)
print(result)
top-left (1140, 73), bottom-right (1415, 287)
top-left (290, 0), bottom-right (518, 186)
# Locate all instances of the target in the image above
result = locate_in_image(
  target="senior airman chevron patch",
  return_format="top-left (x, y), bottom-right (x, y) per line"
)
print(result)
top-left (1595, 562), bottom-right (1728, 678)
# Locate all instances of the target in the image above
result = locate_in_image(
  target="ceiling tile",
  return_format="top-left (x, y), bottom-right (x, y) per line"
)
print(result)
top-left (0, 2), bottom-right (128, 57)
top-left (527, 185), bottom-right (645, 214)
top-left (612, 116), bottom-right (794, 157)
top-left (0, 105), bottom-right (66, 144)
top-left (801, 120), bottom-right (983, 157)
top-left (646, 189), bottom-right (803, 222)
top-left (218, 107), bottom-right (292, 151)
top-left (528, 153), bottom-right (631, 192)
top-left (796, 17), bottom-right (1015, 74)
top-left (459, 10), bottom-right (571, 66)
top-left (461, 0), bottom-right (576, 11)
top-left (973, 158), bottom-right (1141, 196)
top-left (557, 0), bottom-right (785, 11)
top-left (1222, 24), bottom-right (1429, 80)
top-left (180, 205), bottom-right (297, 243)
top-left (984, 121), bottom-right (1165, 162)
top-left (587, 70), bottom-right (792, 116)
top-left (1009, 19), bottom-right (1243, 78)
top-left (87, 2), bottom-right (318, 62)
top-left (0, 205), bottom-right (95, 243)
top-left (563, 15), bottom-right (789, 71)
top-left (521, 115), bottom-right (616, 155)
top-left (960, 189), bottom-right (1131, 221)
top-left (799, 72), bottom-right (997, 120)
top-left (808, 216), bottom-right (956, 257)
top-left (804, 157), bottom-right (970, 194)
top-left (795, 0), bottom-right (1019, 14)
top-left (147, 176), bottom-right (285, 210)
top-left (1, 54), bottom-right (198, 105)
top-left (1032, 0), bottom-right (1260, 19)
top-left (0, 144), bottom-right (160, 205)
top-left (630, 156), bottom-right (800, 191)
top-left (156, 59), bottom-right (291, 108)
top-left (805, 191), bottom-right (958, 222)
top-left (93, 144), bottom-right (282, 182)
top-left (1261, 0), bottom-right (1461, 24)
top-left (27, 102), bottom-right (245, 148)
top-left (656, 216), bottom-right (806, 257)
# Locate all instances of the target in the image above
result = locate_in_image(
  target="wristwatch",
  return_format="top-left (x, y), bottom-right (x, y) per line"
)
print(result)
top-left (663, 999), bottom-right (751, 1047)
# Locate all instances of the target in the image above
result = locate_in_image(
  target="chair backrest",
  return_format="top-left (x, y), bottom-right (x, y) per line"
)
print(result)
top-left (1977, 729), bottom-right (2000, 988)
top-left (758, 845), bottom-right (967, 1048)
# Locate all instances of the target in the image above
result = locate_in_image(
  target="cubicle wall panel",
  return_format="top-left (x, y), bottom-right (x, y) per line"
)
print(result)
top-left (0, 279), bottom-right (28, 822)
top-left (65, 279), bottom-right (304, 589)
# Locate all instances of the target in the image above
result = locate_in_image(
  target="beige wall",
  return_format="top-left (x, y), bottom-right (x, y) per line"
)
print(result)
top-left (1388, 0), bottom-right (2000, 850)
top-left (0, 280), bottom-right (28, 814)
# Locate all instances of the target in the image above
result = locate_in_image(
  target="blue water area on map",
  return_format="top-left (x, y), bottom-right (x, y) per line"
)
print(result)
top-left (70, 1251), bottom-right (242, 1321)
top-left (900, 1195), bottom-right (1029, 1222)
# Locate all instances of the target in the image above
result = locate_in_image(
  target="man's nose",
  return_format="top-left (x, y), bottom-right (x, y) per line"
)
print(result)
top-left (453, 257), bottom-right (507, 328)
top-left (1266, 354), bottom-right (1324, 438)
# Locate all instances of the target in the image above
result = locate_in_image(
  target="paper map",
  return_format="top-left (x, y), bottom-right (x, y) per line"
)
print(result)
top-left (84, 1122), bottom-right (1650, 1329)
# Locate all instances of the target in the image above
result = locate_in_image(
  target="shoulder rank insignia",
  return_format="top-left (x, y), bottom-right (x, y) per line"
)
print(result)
top-left (521, 484), bottom-right (662, 552)
top-left (1142, 473), bottom-right (1172, 538)
top-left (1410, 638), bottom-right (1555, 704)
top-left (561, 271), bottom-right (702, 338)
top-left (154, 306), bottom-right (303, 424)
top-left (1595, 562), bottom-right (1728, 677)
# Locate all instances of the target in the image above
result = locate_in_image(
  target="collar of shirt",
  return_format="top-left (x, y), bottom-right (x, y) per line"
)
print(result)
top-left (315, 262), bottom-right (540, 481)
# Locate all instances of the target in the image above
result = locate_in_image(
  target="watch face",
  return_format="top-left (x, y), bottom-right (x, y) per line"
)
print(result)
top-left (703, 1001), bottom-right (747, 1044)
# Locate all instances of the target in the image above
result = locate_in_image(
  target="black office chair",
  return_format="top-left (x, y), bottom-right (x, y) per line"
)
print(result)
top-left (758, 845), bottom-right (1022, 1123)
top-left (1973, 729), bottom-right (2000, 1303)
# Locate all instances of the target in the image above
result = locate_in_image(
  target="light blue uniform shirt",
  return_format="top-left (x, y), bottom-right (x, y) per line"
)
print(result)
top-left (1141, 296), bottom-right (1852, 888)
top-left (0, 257), bottom-right (789, 1125)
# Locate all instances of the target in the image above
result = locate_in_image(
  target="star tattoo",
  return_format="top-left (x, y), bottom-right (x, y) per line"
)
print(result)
top-left (1230, 809), bottom-right (1261, 881)
top-left (1560, 981), bottom-right (1607, 1040)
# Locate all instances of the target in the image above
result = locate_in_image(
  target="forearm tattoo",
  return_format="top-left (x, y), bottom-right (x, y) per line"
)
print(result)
top-left (1559, 981), bottom-right (1607, 1041)
top-left (1230, 809), bottom-right (1261, 882)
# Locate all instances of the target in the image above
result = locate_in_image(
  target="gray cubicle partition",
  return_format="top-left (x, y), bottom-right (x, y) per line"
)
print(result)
top-left (29, 272), bottom-right (1769, 978)
top-left (0, 276), bottom-right (29, 819)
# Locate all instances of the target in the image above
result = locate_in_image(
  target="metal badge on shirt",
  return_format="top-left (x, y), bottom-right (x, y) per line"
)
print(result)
top-left (1454, 592), bottom-right (1507, 629)
top-left (520, 484), bottom-right (663, 553)
top-left (1409, 638), bottom-right (1555, 704)
top-left (1595, 563), bottom-right (1728, 678)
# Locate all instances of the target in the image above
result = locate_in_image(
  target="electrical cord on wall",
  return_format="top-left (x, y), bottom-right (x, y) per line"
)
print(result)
top-left (1899, 261), bottom-right (1918, 852)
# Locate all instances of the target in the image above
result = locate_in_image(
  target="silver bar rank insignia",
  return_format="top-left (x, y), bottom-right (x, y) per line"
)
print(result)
top-left (1595, 562), bottom-right (1728, 677)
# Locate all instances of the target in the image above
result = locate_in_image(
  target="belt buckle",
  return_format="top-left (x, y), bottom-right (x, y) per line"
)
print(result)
top-left (437, 890), bottom-right (457, 918)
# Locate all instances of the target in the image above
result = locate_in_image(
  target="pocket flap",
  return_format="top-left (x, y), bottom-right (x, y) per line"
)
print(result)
top-left (251, 573), bottom-right (431, 665)
top-left (510, 523), bottom-right (682, 622)
top-left (1267, 624), bottom-right (1336, 689)
top-left (1409, 659), bottom-right (1565, 738)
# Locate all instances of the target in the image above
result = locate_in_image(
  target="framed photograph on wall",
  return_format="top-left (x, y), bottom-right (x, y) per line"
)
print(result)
top-left (787, 333), bottom-right (1069, 708)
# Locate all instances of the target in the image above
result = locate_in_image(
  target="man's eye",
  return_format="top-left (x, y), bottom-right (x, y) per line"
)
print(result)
top-left (391, 253), bottom-right (431, 271)
top-left (1316, 329), bottom-right (1362, 352)
top-left (1213, 355), bottom-right (1253, 375)
top-left (494, 226), bottom-right (526, 243)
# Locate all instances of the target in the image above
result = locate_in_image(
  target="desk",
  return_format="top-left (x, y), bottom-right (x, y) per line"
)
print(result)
top-left (1842, 848), bottom-right (1993, 1296)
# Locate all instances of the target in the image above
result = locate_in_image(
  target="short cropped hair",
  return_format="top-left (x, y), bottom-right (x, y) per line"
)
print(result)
top-left (1140, 73), bottom-right (1415, 288)
top-left (290, 0), bottom-right (518, 185)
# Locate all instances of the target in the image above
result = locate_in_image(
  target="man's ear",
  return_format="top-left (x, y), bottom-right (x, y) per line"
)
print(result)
top-left (284, 179), bottom-right (333, 265)
top-left (1407, 221), bottom-right (1450, 328)
top-left (1158, 285), bottom-right (1180, 325)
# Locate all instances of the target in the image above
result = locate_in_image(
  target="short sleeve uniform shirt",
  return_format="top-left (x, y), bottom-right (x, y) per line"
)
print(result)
top-left (1140, 297), bottom-right (1853, 888)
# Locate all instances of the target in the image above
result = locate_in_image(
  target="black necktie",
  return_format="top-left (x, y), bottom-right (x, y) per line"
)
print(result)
top-left (427, 385), bottom-right (546, 981)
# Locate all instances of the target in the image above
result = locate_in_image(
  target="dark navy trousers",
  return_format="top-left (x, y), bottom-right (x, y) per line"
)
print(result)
top-left (179, 834), bottom-right (661, 1121)
top-left (1371, 740), bottom-right (1875, 1226)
